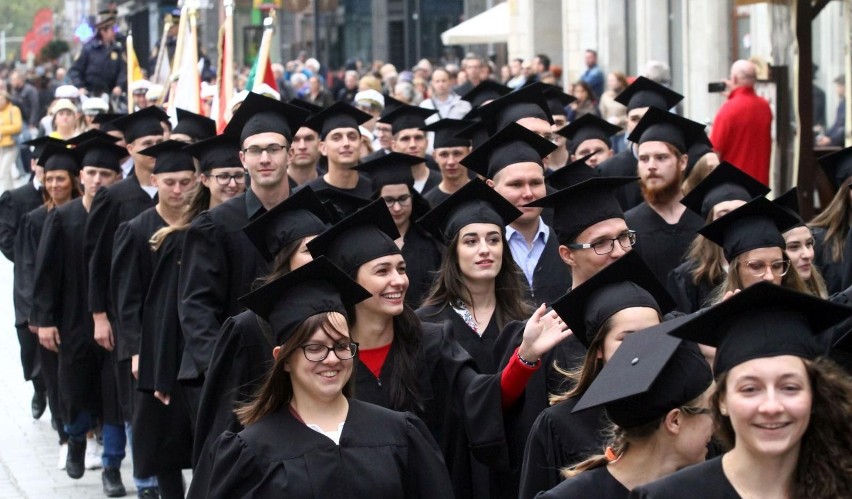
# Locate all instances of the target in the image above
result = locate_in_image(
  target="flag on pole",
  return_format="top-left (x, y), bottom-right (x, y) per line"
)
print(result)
top-left (150, 16), bottom-right (173, 89)
top-left (168, 8), bottom-right (201, 114)
top-left (246, 10), bottom-right (277, 92)
top-left (126, 32), bottom-right (145, 112)
top-left (215, 0), bottom-right (236, 133)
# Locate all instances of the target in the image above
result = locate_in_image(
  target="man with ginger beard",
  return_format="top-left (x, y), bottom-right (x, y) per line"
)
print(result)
top-left (624, 108), bottom-right (706, 285)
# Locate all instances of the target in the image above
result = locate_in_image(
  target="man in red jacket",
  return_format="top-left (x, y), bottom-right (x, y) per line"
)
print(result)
top-left (710, 60), bottom-right (773, 185)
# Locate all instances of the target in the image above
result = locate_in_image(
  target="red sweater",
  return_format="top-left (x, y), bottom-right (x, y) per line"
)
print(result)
top-left (710, 86), bottom-right (773, 185)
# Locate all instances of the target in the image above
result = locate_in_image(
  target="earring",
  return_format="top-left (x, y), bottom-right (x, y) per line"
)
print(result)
top-left (719, 408), bottom-right (727, 416)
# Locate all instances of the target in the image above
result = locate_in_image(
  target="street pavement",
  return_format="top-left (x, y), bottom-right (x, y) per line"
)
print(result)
top-left (0, 234), bottom-right (191, 497)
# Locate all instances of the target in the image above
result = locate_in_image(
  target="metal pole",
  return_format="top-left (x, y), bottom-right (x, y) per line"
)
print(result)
top-left (1, 30), bottom-right (5, 63)
top-left (313, 0), bottom-right (319, 56)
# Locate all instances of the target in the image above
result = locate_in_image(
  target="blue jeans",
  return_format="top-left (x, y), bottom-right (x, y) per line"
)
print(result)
top-left (126, 422), bottom-right (158, 490)
top-left (64, 411), bottom-right (125, 468)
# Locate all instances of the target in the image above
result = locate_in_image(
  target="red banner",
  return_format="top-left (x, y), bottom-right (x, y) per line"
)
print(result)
top-left (20, 8), bottom-right (54, 61)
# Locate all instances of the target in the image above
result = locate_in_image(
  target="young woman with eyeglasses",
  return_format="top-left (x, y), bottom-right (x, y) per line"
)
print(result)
top-left (189, 257), bottom-right (455, 498)
top-left (519, 251), bottom-right (675, 498)
top-left (353, 152), bottom-right (443, 308)
top-left (306, 199), bottom-right (572, 499)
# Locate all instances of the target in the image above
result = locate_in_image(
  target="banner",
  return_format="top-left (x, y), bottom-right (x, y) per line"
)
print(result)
top-left (20, 8), bottom-right (53, 62)
top-left (126, 33), bottom-right (145, 111)
top-left (215, 0), bottom-right (236, 133)
top-left (168, 7), bottom-right (201, 114)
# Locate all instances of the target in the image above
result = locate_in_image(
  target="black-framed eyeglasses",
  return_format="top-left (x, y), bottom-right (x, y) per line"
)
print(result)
top-left (243, 144), bottom-right (288, 157)
top-left (566, 230), bottom-right (637, 255)
top-left (739, 259), bottom-right (790, 278)
top-left (209, 172), bottom-right (246, 185)
top-left (300, 342), bottom-right (359, 362)
top-left (382, 194), bottom-right (412, 207)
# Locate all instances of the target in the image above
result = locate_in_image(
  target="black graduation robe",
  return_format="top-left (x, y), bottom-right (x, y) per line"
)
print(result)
top-left (519, 397), bottom-right (607, 498)
top-left (666, 260), bottom-right (721, 314)
top-left (528, 228), bottom-right (573, 307)
top-left (401, 227), bottom-right (442, 308)
top-left (85, 174), bottom-right (156, 317)
top-left (538, 465), bottom-right (629, 498)
top-left (0, 180), bottom-right (42, 262)
top-left (192, 310), bottom-right (274, 466)
top-left (416, 304), bottom-right (500, 373)
top-left (188, 400), bottom-right (454, 499)
top-left (417, 168), bottom-right (442, 194)
top-left (302, 174), bottom-right (373, 200)
top-left (178, 189), bottom-right (268, 381)
top-left (596, 148), bottom-right (643, 211)
top-left (12, 205), bottom-right (47, 381)
top-left (811, 226), bottom-right (843, 295)
top-left (423, 185), bottom-right (452, 206)
top-left (492, 320), bottom-right (588, 498)
top-left (625, 203), bottom-right (704, 287)
top-left (629, 456), bottom-right (740, 498)
top-left (31, 199), bottom-right (122, 425)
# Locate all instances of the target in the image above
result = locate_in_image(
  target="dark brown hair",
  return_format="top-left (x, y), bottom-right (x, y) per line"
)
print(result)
top-left (809, 186), bottom-right (852, 263)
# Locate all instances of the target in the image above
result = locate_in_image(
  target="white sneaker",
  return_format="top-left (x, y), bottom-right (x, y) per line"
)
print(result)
top-left (84, 437), bottom-right (102, 470)
top-left (57, 443), bottom-right (68, 470)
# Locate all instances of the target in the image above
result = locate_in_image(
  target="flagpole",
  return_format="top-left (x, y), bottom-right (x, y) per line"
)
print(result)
top-left (253, 8), bottom-right (275, 92)
top-left (152, 14), bottom-right (173, 86)
top-left (126, 30), bottom-right (134, 112)
top-left (223, 0), bottom-right (234, 110)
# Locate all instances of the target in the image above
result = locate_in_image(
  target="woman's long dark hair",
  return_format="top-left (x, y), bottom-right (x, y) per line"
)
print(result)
top-left (347, 266), bottom-right (424, 414)
top-left (712, 357), bottom-right (852, 498)
top-left (421, 230), bottom-right (531, 330)
top-left (149, 183), bottom-right (211, 250)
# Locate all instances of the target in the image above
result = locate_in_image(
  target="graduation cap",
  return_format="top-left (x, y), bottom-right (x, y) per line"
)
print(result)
top-left (224, 92), bottom-right (310, 145)
top-left (454, 117), bottom-right (489, 150)
top-left (242, 187), bottom-right (332, 262)
top-left (460, 80), bottom-right (512, 108)
top-left (551, 251), bottom-right (675, 348)
top-left (572, 316), bottom-right (712, 428)
top-left (183, 134), bottom-right (242, 173)
top-left (614, 76), bottom-right (684, 111)
top-left (544, 153), bottom-right (597, 190)
top-left (772, 187), bottom-right (805, 228)
top-left (421, 119), bottom-right (471, 149)
top-left (66, 129), bottom-right (120, 147)
top-left (380, 95), bottom-right (406, 118)
top-left (685, 131), bottom-right (714, 180)
top-left (239, 257), bottom-right (372, 345)
top-left (460, 123), bottom-right (556, 179)
top-left (352, 152), bottom-right (421, 191)
top-left (23, 136), bottom-right (67, 159)
top-left (38, 143), bottom-right (79, 174)
top-left (541, 84), bottom-right (577, 117)
top-left (72, 138), bottom-right (127, 172)
top-left (304, 101), bottom-right (373, 139)
top-left (92, 113), bottom-right (126, 133)
top-left (173, 109), bottom-right (217, 141)
top-left (112, 107), bottom-right (169, 144)
top-left (313, 188), bottom-right (371, 222)
top-left (138, 140), bottom-right (197, 174)
top-left (417, 178), bottom-right (522, 245)
top-left (377, 104), bottom-right (435, 135)
top-left (817, 146), bottom-right (852, 189)
top-left (476, 82), bottom-right (553, 133)
top-left (669, 281), bottom-right (852, 376)
top-left (306, 198), bottom-right (401, 273)
top-left (526, 176), bottom-right (636, 243)
top-left (557, 114), bottom-right (622, 155)
top-left (288, 98), bottom-right (324, 115)
top-left (698, 196), bottom-right (801, 262)
top-left (680, 162), bottom-right (770, 219)
top-left (626, 107), bottom-right (707, 154)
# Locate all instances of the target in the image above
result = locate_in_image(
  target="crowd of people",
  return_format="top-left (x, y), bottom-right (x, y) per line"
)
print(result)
top-left (0, 10), bottom-right (851, 499)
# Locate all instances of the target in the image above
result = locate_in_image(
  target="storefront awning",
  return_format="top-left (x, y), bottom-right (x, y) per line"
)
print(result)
top-left (441, 2), bottom-right (508, 45)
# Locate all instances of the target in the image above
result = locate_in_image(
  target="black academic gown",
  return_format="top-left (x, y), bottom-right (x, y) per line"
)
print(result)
top-left (597, 148), bottom-right (643, 211)
top-left (417, 168), bottom-right (442, 194)
top-left (519, 397), bottom-right (607, 498)
top-left (537, 466), bottom-right (630, 498)
top-left (192, 310), bottom-right (274, 467)
top-left (188, 400), bottom-right (454, 499)
top-left (666, 260), bottom-right (721, 314)
top-left (401, 227), bottom-right (442, 308)
top-left (353, 320), bottom-right (511, 499)
top-left (529, 228), bottom-right (573, 307)
top-left (492, 321), bottom-right (588, 498)
top-left (0, 180), bottom-right (42, 262)
top-left (625, 203), bottom-right (704, 287)
top-left (301, 174), bottom-right (373, 215)
top-left (178, 189), bottom-right (268, 382)
top-left (12, 203), bottom-right (46, 382)
top-left (31, 199), bottom-right (122, 425)
top-left (812, 227), bottom-right (843, 295)
top-left (629, 456), bottom-right (740, 498)
top-left (423, 185), bottom-right (451, 206)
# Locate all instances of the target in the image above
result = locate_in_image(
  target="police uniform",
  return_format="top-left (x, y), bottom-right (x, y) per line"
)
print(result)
top-left (68, 34), bottom-right (126, 96)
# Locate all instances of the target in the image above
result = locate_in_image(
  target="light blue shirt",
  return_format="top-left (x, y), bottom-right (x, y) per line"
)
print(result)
top-left (506, 219), bottom-right (550, 288)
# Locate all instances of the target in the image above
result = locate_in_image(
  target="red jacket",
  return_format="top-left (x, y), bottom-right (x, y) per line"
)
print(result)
top-left (710, 86), bottom-right (773, 185)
